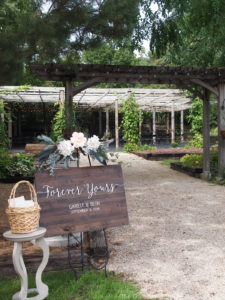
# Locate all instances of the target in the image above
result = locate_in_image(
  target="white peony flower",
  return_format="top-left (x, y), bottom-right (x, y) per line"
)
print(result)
top-left (87, 135), bottom-right (100, 151)
top-left (57, 140), bottom-right (74, 156)
top-left (70, 132), bottom-right (87, 148)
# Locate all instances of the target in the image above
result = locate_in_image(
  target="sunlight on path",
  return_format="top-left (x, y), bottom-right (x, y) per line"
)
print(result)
top-left (108, 153), bottom-right (225, 300)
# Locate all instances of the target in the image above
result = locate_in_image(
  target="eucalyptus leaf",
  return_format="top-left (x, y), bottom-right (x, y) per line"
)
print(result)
top-left (37, 134), bottom-right (55, 145)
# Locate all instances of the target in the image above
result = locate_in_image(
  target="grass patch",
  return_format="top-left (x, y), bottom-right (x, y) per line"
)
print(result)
top-left (123, 144), bottom-right (156, 153)
top-left (160, 159), bottom-right (179, 166)
top-left (0, 270), bottom-right (145, 300)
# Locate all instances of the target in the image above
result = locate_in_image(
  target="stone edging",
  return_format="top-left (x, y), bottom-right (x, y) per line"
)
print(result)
top-left (170, 162), bottom-right (202, 178)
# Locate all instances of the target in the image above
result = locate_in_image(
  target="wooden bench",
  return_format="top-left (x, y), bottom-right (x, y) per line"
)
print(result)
top-left (25, 144), bottom-right (46, 155)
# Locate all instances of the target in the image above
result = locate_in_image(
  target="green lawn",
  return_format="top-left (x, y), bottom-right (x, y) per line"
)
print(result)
top-left (160, 159), bottom-right (179, 166)
top-left (0, 270), bottom-right (145, 300)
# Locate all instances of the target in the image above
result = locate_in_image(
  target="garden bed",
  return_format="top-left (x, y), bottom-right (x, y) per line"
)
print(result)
top-left (170, 161), bottom-right (203, 178)
top-left (132, 147), bottom-right (203, 160)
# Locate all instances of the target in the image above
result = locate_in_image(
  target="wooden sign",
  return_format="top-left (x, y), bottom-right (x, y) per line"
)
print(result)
top-left (35, 165), bottom-right (129, 236)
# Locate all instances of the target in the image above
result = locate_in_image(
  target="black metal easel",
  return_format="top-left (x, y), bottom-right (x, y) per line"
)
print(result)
top-left (67, 153), bottom-right (110, 279)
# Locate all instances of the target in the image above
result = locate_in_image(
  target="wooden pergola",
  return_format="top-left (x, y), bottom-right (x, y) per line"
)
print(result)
top-left (0, 86), bottom-right (191, 148)
top-left (30, 63), bottom-right (225, 178)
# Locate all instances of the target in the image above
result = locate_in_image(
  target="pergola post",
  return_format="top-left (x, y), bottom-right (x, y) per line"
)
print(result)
top-left (218, 83), bottom-right (225, 178)
top-left (99, 110), bottom-right (102, 137)
top-left (139, 110), bottom-right (142, 143)
top-left (153, 108), bottom-right (156, 145)
top-left (171, 102), bottom-right (175, 143)
top-left (180, 110), bottom-right (184, 142)
top-left (202, 89), bottom-right (211, 179)
top-left (65, 80), bottom-right (73, 127)
top-left (166, 112), bottom-right (170, 135)
top-left (115, 99), bottom-right (119, 149)
top-left (18, 113), bottom-right (22, 136)
top-left (105, 108), bottom-right (109, 136)
top-left (8, 108), bottom-right (12, 149)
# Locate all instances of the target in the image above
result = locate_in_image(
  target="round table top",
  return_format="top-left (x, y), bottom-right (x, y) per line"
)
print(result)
top-left (3, 227), bottom-right (46, 242)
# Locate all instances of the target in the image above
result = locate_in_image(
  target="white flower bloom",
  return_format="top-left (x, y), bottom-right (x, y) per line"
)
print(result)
top-left (87, 135), bottom-right (100, 151)
top-left (57, 140), bottom-right (74, 156)
top-left (70, 132), bottom-right (87, 148)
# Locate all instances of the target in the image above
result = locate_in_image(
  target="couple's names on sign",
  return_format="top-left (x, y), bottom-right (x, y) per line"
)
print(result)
top-left (35, 165), bottom-right (129, 236)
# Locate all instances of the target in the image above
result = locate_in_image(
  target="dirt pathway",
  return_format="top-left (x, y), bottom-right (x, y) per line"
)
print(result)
top-left (107, 153), bottom-right (225, 300)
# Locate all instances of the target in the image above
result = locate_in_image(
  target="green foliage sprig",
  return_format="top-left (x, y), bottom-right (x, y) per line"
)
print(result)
top-left (120, 93), bottom-right (141, 150)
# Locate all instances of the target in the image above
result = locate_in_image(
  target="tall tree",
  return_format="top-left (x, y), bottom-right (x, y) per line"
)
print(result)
top-left (142, 0), bottom-right (225, 67)
top-left (0, 0), bottom-right (142, 84)
top-left (0, 0), bottom-right (37, 84)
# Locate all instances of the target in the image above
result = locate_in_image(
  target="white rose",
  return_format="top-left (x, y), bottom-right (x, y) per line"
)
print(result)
top-left (87, 135), bottom-right (100, 151)
top-left (57, 140), bottom-right (74, 156)
top-left (70, 132), bottom-right (87, 148)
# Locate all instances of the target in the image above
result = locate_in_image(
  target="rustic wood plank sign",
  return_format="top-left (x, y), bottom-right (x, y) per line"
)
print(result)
top-left (35, 165), bottom-right (129, 236)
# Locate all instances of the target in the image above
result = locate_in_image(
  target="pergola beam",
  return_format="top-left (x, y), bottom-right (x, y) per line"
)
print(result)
top-left (72, 78), bottom-right (101, 96)
top-left (191, 79), bottom-right (218, 97)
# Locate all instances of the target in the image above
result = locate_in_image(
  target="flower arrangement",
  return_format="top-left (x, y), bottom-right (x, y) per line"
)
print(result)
top-left (36, 132), bottom-right (108, 175)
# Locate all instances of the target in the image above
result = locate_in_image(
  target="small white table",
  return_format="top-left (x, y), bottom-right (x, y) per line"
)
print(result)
top-left (3, 227), bottom-right (49, 300)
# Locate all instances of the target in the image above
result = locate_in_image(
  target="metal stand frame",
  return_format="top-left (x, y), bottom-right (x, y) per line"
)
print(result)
top-left (67, 154), bottom-right (110, 279)
top-left (67, 230), bottom-right (109, 279)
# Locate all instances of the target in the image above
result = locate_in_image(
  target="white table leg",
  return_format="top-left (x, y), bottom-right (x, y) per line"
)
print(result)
top-left (12, 242), bottom-right (28, 300)
top-left (33, 237), bottom-right (49, 299)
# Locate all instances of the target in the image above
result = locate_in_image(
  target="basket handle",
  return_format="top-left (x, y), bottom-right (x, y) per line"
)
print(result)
top-left (9, 180), bottom-right (37, 203)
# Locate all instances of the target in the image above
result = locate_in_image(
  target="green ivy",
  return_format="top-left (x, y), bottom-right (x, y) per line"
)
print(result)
top-left (51, 101), bottom-right (78, 142)
top-left (50, 102), bottom-right (67, 142)
top-left (0, 100), bottom-right (9, 150)
top-left (187, 97), bottom-right (203, 136)
top-left (120, 93), bottom-right (141, 150)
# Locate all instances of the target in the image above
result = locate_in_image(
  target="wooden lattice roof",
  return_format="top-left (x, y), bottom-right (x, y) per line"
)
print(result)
top-left (0, 86), bottom-right (192, 112)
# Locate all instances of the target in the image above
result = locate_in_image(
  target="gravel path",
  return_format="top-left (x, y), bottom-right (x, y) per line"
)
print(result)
top-left (107, 153), bottom-right (225, 300)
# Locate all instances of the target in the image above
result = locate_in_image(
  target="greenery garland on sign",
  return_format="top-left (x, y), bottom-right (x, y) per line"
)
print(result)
top-left (120, 93), bottom-right (141, 152)
top-left (36, 132), bottom-right (109, 175)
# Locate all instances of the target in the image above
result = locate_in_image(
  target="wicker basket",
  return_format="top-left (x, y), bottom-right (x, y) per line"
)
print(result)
top-left (6, 180), bottom-right (41, 234)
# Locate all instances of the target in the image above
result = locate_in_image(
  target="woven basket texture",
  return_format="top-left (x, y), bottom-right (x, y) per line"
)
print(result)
top-left (6, 180), bottom-right (41, 234)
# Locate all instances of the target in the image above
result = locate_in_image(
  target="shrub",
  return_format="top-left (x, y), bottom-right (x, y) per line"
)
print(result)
top-left (180, 152), bottom-right (218, 172)
top-left (184, 133), bottom-right (203, 148)
top-left (180, 154), bottom-right (203, 168)
top-left (171, 142), bottom-right (178, 148)
top-left (0, 152), bottom-right (34, 178)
